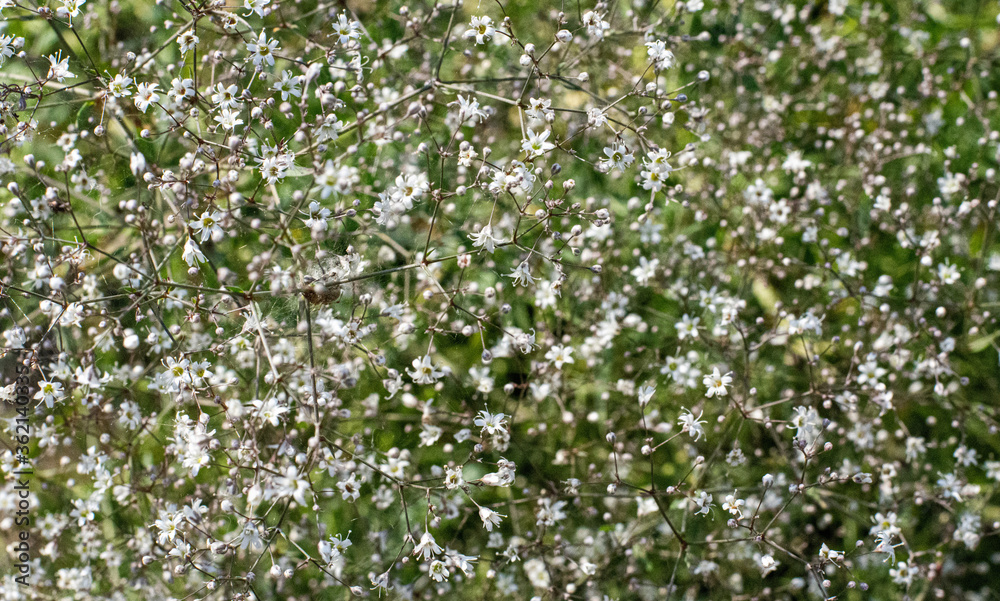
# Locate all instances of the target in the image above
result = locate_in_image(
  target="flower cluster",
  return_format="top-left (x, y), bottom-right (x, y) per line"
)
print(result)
top-left (1, 1), bottom-right (1000, 600)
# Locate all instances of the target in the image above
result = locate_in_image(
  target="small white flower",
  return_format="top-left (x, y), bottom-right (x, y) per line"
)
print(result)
top-left (133, 82), bottom-right (160, 113)
top-left (522, 128), bottom-right (556, 157)
top-left (413, 531), bottom-right (443, 561)
top-left (474, 409), bottom-right (507, 435)
top-left (545, 344), bottom-right (574, 369)
top-left (478, 506), bottom-right (505, 531)
top-left (464, 16), bottom-right (495, 45)
top-left (469, 224), bottom-right (503, 253)
top-left (246, 31), bottom-right (279, 67)
top-left (678, 407), bottom-right (706, 441)
top-left (107, 71), bottom-right (133, 98)
top-left (637, 385), bottom-right (655, 408)
top-left (702, 367), bottom-right (733, 398)
top-left (182, 237), bottom-right (206, 266)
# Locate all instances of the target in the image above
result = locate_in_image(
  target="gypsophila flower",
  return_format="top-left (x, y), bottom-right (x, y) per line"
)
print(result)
top-left (678, 408), bottom-right (706, 441)
top-left (522, 128), bottom-right (555, 157)
top-left (474, 409), bottom-right (507, 435)
top-left (330, 12), bottom-right (361, 44)
top-left (5, 3), bottom-right (998, 600)
top-left (0, 35), bottom-right (17, 66)
top-left (177, 29), bottom-right (199, 54)
top-left (545, 344), bottom-right (574, 369)
top-left (133, 82), bottom-right (160, 113)
top-left (413, 530), bottom-right (443, 561)
top-left (190, 210), bottom-right (224, 243)
top-left (469, 224), bottom-right (503, 253)
top-left (464, 16), bottom-right (496, 45)
top-left (272, 70), bottom-right (301, 101)
top-left (246, 31), bottom-right (279, 67)
top-left (182, 237), bottom-right (206, 266)
top-left (637, 384), bottom-right (655, 408)
top-left (407, 355), bottom-right (443, 384)
top-left (214, 108), bottom-right (244, 131)
top-left (57, 0), bottom-right (85, 25)
top-left (478, 506), bottom-right (505, 531)
top-left (34, 380), bottom-right (64, 408)
top-left (46, 52), bottom-right (74, 81)
top-left (107, 71), bottom-right (133, 97)
top-left (703, 368), bottom-right (733, 398)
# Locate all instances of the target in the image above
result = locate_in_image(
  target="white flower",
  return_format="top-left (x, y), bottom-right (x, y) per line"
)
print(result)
top-left (170, 77), bottom-right (195, 102)
top-left (153, 512), bottom-right (182, 544)
top-left (57, 0), bottom-right (85, 25)
top-left (428, 559), bottom-right (449, 582)
top-left (890, 561), bottom-right (919, 586)
top-left (478, 506), bottom-right (505, 531)
top-left (631, 256), bottom-right (659, 285)
top-left (702, 367), bottom-right (733, 398)
top-left (47, 52), bottom-right (75, 81)
top-left (337, 473), bottom-right (361, 501)
top-left (818, 542), bottom-right (843, 563)
top-left (406, 355), bottom-right (443, 384)
top-left (464, 16), bottom-right (495, 45)
top-left (480, 458), bottom-right (516, 487)
top-left (370, 570), bottom-right (391, 592)
top-left (177, 29), bottom-right (199, 54)
top-left (454, 94), bottom-right (488, 124)
top-left (759, 553), bottom-right (779, 576)
top-left (506, 261), bottom-right (535, 287)
top-left (722, 491), bottom-right (745, 518)
top-left (319, 533), bottom-right (352, 565)
top-left (244, 0), bottom-right (271, 17)
top-left (641, 165), bottom-right (666, 192)
top-left (545, 344), bottom-right (574, 369)
top-left (587, 107), bottom-right (609, 128)
top-left (272, 70), bottom-right (301, 101)
top-left (211, 83), bottom-right (240, 109)
top-left (936, 472), bottom-right (963, 502)
top-left (246, 31), bottom-right (279, 67)
top-left (602, 143), bottom-right (634, 171)
top-left (582, 10), bottom-right (609, 39)
top-left (522, 128), bottom-right (556, 157)
top-left (526, 97), bottom-right (553, 121)
top-left (637, 385), bottom-right (655, 408)
top-left (107, 71), bottom-right (133, 98)
top-left (214, 108), bottom-right (244, 131)
top-left (133, 82), bottom-right (160, 113)
top-left (182, 237), bottom-right (206, 266)
top-left (677, 408), bottom-right (706, 441)
top-left (331, 12), bottom-right (361, 45)
top-left (34, 380), bottom-right (64, 408)
top-left (252, 397), bottom-right (288, 426)
top-left (675, 314), bottom-right (700, 341)
top-left (413, 531), bottom-right (443, 561)
top-left (190, 210), bottom-right (224, 243)
top-left (469, 224), bottom-right (503, 253)
top-left (474, 409), bottom-right (507, 435)
top-left (873, 530), bottom-right (897, 563)
top-left (692, 491), bottom-right (713, 515)
top-left (937, 261), bottom-right (960, 285)
top-left (646, 40), bottom-right (675, 70)
top-left (444, 467), bottom-right (465, 489)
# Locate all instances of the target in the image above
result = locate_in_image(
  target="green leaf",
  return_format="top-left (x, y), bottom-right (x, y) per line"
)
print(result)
top-left (969, 330), bottom-right (1000, 353)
